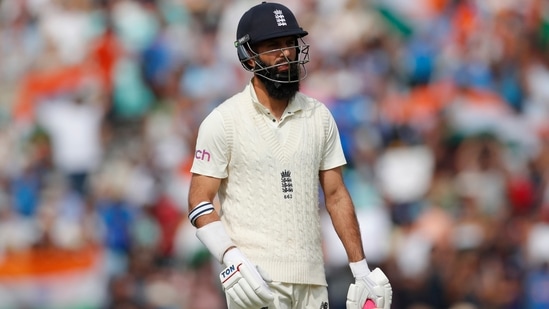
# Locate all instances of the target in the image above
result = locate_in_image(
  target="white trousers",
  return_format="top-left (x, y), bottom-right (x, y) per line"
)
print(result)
top-left (226, 281), bottom-right (329, 309)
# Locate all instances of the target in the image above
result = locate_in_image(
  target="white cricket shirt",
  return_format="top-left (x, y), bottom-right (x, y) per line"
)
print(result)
top-left (191, 82), bottom-right (347, 285)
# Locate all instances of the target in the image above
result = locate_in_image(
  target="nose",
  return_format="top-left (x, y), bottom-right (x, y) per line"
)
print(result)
top-left (280, 47), bottom-right (292, 59)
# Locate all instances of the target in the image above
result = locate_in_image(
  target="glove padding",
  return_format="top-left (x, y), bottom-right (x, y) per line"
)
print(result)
top-left (346, 268), bottom-right (392, 309)
top-left (220, 250), bottom-right (274, 308)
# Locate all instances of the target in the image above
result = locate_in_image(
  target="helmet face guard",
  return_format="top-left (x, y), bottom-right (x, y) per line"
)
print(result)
top-left (235, 2), bottom-right (310, 83)
top-left (235, 35), bottom-right (310, 83)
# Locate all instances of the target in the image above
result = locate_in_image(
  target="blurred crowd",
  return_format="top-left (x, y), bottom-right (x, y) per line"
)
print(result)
top-left (0, 0), bottom-right (548, 308)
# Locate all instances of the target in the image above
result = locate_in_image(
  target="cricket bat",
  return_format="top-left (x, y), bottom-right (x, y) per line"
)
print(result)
top-left (363, 299), bottom-right (376, 309)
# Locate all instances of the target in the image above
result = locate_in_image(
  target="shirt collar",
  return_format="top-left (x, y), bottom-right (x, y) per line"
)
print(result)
top-left (246, 81), bottom-right (306, 115)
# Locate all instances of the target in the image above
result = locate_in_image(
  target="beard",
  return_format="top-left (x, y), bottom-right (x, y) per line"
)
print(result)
top-left (255, 60), bottom-right (301, 101)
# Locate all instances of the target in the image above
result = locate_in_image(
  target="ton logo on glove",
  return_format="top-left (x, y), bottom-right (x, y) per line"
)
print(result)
top-left (221, 264), bottom-right (237, 280)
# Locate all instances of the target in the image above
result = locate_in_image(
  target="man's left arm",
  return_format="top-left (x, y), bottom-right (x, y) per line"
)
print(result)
top-left (320, 167), bottom-right (365, 262)
top-left (320, 167), bottom-right (392, 309)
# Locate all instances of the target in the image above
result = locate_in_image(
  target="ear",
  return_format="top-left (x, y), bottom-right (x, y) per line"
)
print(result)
top-left (246, 58), bottom-right (255, 69)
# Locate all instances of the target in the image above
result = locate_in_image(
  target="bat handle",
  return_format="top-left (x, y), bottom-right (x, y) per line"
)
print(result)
top-left (363, 299), bottom-right (376, 309)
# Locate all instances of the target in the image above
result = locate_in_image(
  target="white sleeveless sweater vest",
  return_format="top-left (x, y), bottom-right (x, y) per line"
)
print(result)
top-left (216, 90), bottom-right (332, 286)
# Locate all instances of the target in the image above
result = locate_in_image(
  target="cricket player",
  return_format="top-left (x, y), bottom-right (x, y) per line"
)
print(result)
top-left (187, 2), bottom-right (392, 308)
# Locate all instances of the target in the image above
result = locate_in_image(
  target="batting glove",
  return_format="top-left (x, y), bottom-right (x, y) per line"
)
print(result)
top-left (346, 261), bottom-right (392, 309)
top-left (220, 248), bottom-right (274, 308)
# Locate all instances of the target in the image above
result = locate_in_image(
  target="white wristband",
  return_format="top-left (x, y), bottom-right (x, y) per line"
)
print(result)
top-left (349, 259), bottom-right (371, 279)
top-left (196, 221), bottom-right (235, 263)
top-left (222, 247), bottom-right (244, 266)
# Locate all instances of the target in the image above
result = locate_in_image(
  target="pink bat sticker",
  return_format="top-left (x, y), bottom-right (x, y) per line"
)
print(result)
top-left (363, 299), bottom-right (376, 309)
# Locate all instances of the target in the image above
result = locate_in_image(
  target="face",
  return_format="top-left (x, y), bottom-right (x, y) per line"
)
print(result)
top-left (250, 36), bottom-right (301, 100)
top-left (252, 36), bottom-right (299, 71)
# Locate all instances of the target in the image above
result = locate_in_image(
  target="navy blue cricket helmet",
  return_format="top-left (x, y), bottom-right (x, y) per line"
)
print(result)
top-left (234, 2), bottom-right (310, 83)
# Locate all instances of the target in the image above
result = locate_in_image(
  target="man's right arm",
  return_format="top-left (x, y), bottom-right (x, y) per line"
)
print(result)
top-left (187, 173), bottom-right (275, 308)
top-left (187, 173), bottom-right (236, 263)
top-left (188, 173), bottom-right (222, 228)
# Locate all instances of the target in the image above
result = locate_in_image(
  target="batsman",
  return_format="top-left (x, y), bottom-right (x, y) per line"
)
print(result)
top-left (187, 2), bottom-right (393, 308)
